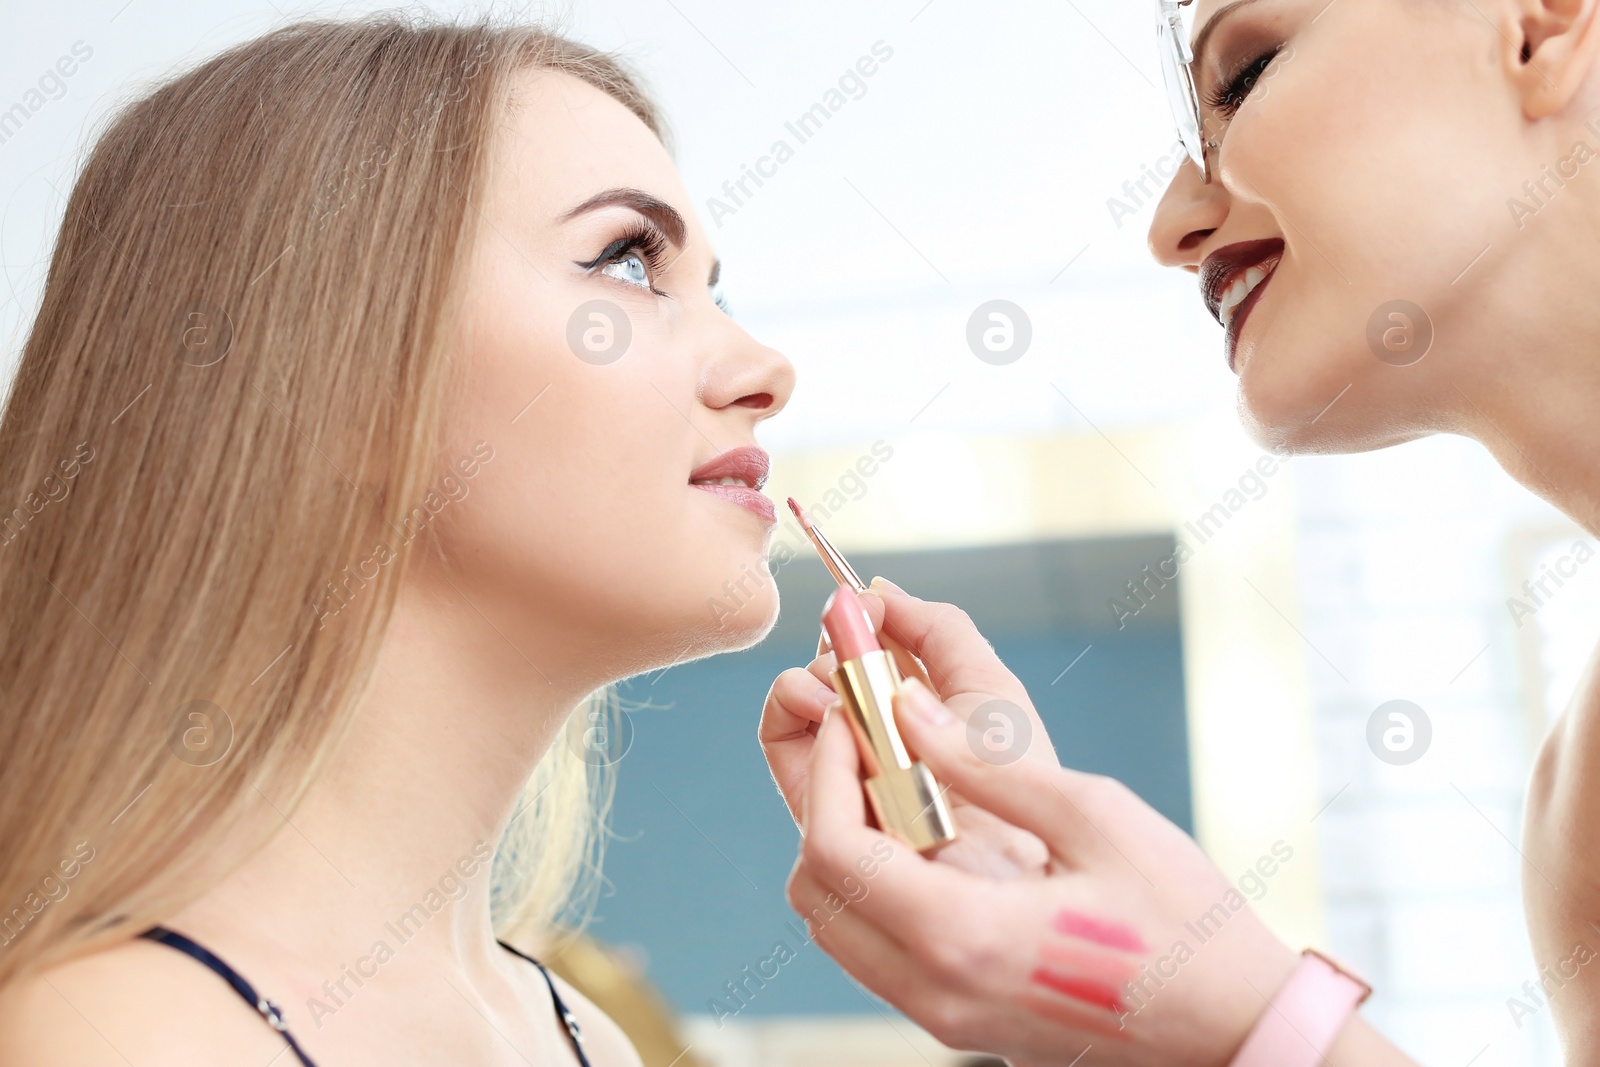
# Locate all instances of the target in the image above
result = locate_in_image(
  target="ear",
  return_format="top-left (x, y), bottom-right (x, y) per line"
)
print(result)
top-left (1510, 0), bottom-right (1600, 120)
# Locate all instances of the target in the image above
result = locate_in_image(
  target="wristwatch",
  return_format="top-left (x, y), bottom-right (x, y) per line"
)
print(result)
top-left (1229, 948), bottom-right (1372, 1066)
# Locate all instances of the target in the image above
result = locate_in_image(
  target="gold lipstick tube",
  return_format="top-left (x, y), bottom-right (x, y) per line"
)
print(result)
top-left (832, 649), bottom-right (957, 852)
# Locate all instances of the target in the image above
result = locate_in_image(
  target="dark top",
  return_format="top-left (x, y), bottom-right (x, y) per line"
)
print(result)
top-left (140, 925), bottom-right (591, 1066)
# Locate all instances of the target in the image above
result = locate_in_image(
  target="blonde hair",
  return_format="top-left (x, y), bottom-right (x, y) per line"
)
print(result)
top-left (0, 15), bottom-right (662, 988)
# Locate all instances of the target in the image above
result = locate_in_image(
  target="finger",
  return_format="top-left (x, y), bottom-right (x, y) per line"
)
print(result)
top-left (894, 678), bottom-right (1097, 860)
top-left (792, 859), bottom-right (1132, 1052)
top-left (801, 703), bottom-right (1048, 881)
top-left (868, 578), bottom-right (1029, 707)
top-left (785, 861), bottom-right (935, 1002)
top-left (765, 666), bottom-right (834, 730)
top-left (806, 650), bottom-right (838, 689)
top-left (934, 804), bottom-right (1051, 880)
top-left (761, 668), bottom-right (837, 824)
top-left (852, 589), bottom-right (932, 687)
top-left (802, 705), bottom-right (975, 944)
top-left (796, 857), bottom-right (1126, 1049)
top-left (788, 862), bottom-right (912, 954)
top-left (785, 860), bottom-right (1026, 1052)
top-left (802, 704), bottom-right (867, 837)
top-left (794, 855), bottom-right (1130, 1049)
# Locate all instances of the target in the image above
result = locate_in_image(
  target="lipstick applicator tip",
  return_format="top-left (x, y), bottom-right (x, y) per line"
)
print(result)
top-left (787, 496), bottom-right (813, 532)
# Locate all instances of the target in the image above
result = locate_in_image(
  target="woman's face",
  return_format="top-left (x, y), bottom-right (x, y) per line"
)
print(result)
top-left (1149, 0), bottom-right (1599, 452)
top-left (434, 69), bottom-right (795, 683)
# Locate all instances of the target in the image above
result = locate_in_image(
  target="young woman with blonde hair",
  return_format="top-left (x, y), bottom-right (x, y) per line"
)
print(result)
top-left (0, 16), bottom-right (794, 1065)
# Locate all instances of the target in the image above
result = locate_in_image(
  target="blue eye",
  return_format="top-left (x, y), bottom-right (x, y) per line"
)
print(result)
top-left (602, 253), bottom-right (651, 289)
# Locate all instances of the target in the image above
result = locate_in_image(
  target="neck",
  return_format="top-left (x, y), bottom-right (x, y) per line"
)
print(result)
top-left (1448, 197), bottom-right (1600, 534)
top-left (1459, 369), bottom-right (1600, 536)
top-left (173, 566), bottom-right (595, 981)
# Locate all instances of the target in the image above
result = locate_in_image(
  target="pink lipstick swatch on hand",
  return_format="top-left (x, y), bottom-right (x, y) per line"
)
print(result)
top-left (1029, 967), bottom-right (1127, 1013)
top-left (1052, 908), bottom-right (1148, 954)
top-left (1020, 908), bottom-right (1148, 1037)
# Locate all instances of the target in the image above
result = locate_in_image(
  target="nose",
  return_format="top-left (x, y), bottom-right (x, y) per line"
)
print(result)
top-left (1148, 156), bottom-right (1231, 270)
top-left (701, 316), bottom-right (796, 424)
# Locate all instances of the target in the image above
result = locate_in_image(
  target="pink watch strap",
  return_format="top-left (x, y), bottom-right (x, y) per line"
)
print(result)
top-left (1229, 949), bottom-right (1371, 1066)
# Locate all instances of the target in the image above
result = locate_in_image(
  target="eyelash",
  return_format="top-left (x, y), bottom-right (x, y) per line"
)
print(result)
top-left (577, 220), bottom-right (730, 313)
top-left (1204, 46), bottom-right (1282, 120)
top-left (578, 221), bottom-right (671, 296)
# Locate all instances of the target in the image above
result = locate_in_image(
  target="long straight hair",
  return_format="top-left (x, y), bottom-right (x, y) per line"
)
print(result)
top-left (0, 16), bottom-right (662, 989)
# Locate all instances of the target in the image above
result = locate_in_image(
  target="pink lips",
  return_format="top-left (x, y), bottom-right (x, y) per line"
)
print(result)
top-left (688, 445), bottom-right (775, 525)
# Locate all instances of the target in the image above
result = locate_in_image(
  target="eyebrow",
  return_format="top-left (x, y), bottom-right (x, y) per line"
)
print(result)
top-left (1191, 0), bottom-right (1269, 69)
top-left (562, 187), bottom-right (685, 245)
top-left (561, 186), bottom-right (721, 288)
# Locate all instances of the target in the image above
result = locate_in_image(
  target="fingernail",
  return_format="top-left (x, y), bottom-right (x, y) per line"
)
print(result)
top-left (869, 576), bottom-right (906, 596)
top-left (899, 678), bottom-right (952, 726)
top-left (816, 685), bottom-right (836, 706)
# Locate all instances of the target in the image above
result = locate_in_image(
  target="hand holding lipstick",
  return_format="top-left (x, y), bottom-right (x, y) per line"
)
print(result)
top-left (760, 581), bottom-right (1400, 1067)
top-left (763, 579), bottom-right (1054, 881)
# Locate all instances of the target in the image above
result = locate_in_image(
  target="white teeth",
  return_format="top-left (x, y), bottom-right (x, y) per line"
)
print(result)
top-left (1218, 257), bottom-right (1279, 328)
top-left (692, 476), bottom-right (752, 488)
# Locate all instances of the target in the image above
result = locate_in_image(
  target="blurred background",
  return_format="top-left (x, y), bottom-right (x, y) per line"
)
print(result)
top-left (3, 1), bottom-right (1595, 1064)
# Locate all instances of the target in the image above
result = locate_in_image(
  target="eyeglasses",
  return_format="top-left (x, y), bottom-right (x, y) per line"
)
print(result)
top-left (1156, 0), bottom-right (1217, 183)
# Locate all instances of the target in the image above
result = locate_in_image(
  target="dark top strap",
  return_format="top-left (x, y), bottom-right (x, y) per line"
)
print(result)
top-left (140, 926), bottom-right (590, 1066)
top-left (497, 938), bottom-right (592, 1067)
top-left (140, 926), bottom-right (318, 1066)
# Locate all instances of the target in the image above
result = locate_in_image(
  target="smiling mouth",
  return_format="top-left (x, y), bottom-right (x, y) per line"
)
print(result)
top-left (1199, 238), bottom-right (1286, 371)
top-left (1216, 256), bottom-right (1280, 328)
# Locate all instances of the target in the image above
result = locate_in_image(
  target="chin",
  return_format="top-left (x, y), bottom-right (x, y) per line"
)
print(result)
top-left (1237, 338), bottom-right (1441, 458)
top-left (1236, 341), bottom-right (1336, 446)
top-left (593, 582), bottom-right (780, 683)
top-left (702, 576), bottom-right (780, 652)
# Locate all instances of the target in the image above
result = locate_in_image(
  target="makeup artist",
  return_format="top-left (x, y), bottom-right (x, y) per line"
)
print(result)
top-left (762, 0), bottom-right (1600, 1062)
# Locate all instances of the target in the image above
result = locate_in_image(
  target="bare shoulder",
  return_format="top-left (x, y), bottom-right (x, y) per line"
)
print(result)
top-left (0, 936), bottom-right (300, 1066)
top-left (1524, 638), bottom-right (1600, 1029)
top-left (1527, 640), bottom-right (1600, 861)
top-left (545, 970), bottom-right (645, 1067)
